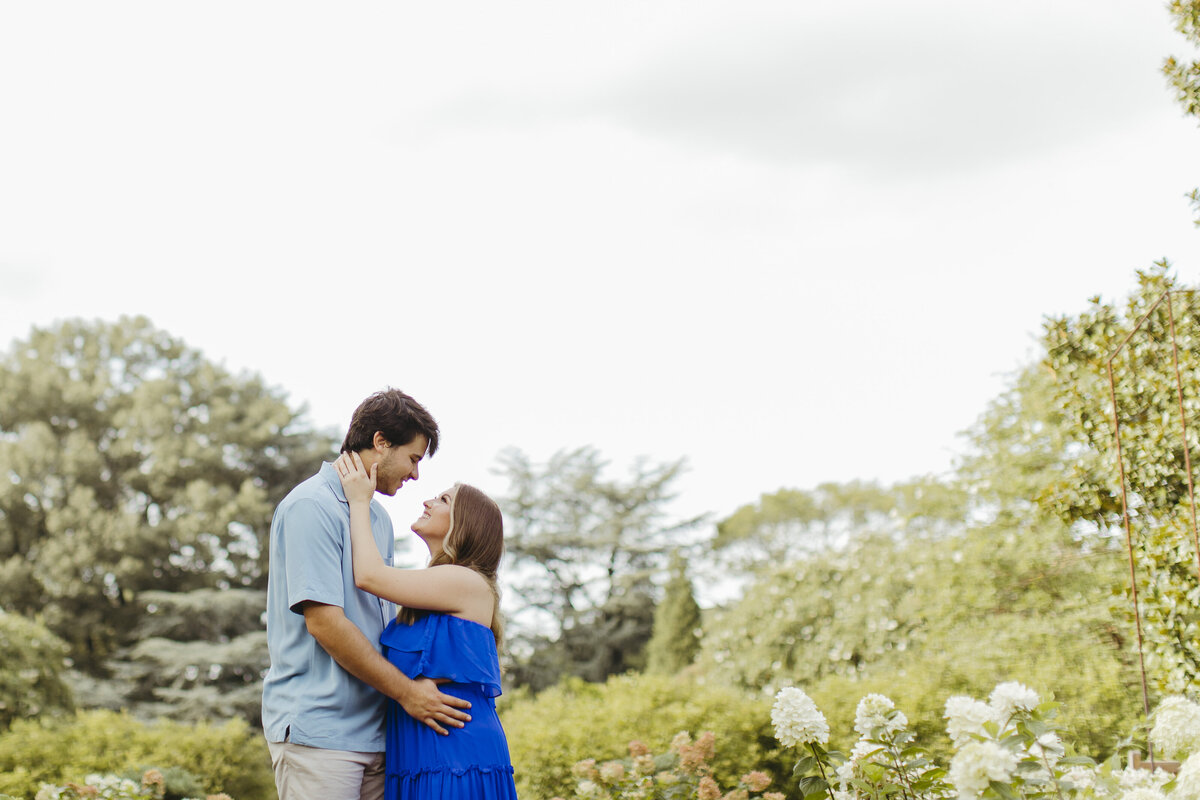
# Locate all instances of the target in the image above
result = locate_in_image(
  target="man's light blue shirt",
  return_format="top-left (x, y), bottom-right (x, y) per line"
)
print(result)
top-left (261, 461), bottom-right (397, 752)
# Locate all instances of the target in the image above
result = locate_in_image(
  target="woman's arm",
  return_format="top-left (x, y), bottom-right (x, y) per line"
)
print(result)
top-left (335, 453), bottom-right (491, 623)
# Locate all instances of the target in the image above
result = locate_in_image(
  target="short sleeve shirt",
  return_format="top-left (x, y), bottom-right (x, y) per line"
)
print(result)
top-left (261, 461), bottom-right (397, 752)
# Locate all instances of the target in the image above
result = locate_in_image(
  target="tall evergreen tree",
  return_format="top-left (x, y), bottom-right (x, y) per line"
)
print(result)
top-left (645, 551), bottom-right (702, 675)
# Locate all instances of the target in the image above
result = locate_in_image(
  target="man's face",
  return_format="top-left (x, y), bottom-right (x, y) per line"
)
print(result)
top-left (373, 433), bottom-right (429, 496)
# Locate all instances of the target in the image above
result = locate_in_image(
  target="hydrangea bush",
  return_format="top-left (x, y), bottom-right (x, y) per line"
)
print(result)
top-left (557, 683), bottom-right (1200, 800)
top-left (554, 732), bottom-right (785, 800)
top-left (781, 682), bottom-right (1190, 800)
top-left (0, 769), bottom-right (234, 800)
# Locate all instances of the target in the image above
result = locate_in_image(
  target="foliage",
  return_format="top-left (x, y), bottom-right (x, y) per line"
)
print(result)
top-left (106, 589), bottom-right (268, 723)
top-left (696, 324), bottom-right (1150, 753)
top-left (0, 316), bottom-right (333, 718)
top-left (696, 529), bottom-right (928, 690)
top-left (808, 614), bottom-right (1138, 765)
top-left (26, 768), bottom-right (227, 800)
top-left (956, 359), bottom-right (1096, 527)
top-left (556, 732), bottom-right (785, 800)
top-left (694, 502), bottom-right (1139, 759)
top-left (547, 680), bottom-right (1172, 800)
top-left (1040, 267), bottom-right (1200, 694)
top-left (496, 446), bottom-right (703, 689)
top-left (645, 552), bottom-right (703, 675)
top-left (500, 673), bottom-right (791, 800)
top-left (833, 693), bottom-right (950, 800)
top-left (774, 682), bottom-right (1171, 800)
top-left (0, 710), bottom-right (273, 800)
top-left (714, 480), bottom-right (967, 573)
top-left (0, 610), bottom-right (73, 731)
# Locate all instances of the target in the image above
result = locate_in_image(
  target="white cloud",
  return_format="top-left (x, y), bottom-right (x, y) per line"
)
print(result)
top-left (425, 0), bottom-right (1188, 174)
top-left (0, 0), bottom-right (1197, 531)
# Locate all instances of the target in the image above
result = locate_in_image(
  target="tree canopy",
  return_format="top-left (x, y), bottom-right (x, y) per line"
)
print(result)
top-left (0, 316), bottom-right (335, 719)
top-left (496, 446), bottom-right (703, 689)
top-left (1039, 267), bottom-right (1200, 695)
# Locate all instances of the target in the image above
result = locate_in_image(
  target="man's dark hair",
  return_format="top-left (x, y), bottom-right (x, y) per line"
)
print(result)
top-left (340, 388), bottom-right (440, 456)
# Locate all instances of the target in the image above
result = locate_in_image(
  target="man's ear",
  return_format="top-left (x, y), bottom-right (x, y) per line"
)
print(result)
top-left (372, 431), bottom-right (391, 451)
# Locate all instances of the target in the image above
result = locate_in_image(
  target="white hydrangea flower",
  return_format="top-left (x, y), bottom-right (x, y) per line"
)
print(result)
top-left (835, 762), bottom-right (854, 791)
top-left (771, 686), bottom-right (830, 746)
top-left (1115, 767), bottom-right (1173, 792)
top-left (949, 740), bottom-right (1019, 799)
top-left (576, 779), bottom-right (603, 799)
top-left (1061, 765), bottom-right (1099, 792)
top-left (988, 681), bottom-right (1040, 719)
top-left (854, 693), bottom-right (908, 738)
top-left (1150, 696), bottom-right (1200, 759)
top-left (835, 760), bottom-right (856, 791)
top-left (945, 695), bottom-right (1003, 746)
top-left (1122, 788), bottom-right (1168, 800)
top-left (1174, 752), bottom-right (1200, 800)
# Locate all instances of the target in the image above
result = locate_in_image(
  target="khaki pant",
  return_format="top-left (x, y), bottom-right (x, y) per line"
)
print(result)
top-left (267, 739), bottom-right (384, 800)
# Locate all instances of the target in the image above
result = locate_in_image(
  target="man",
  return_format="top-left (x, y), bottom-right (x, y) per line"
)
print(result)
top-left (262, 388), bottom-right (472, 800)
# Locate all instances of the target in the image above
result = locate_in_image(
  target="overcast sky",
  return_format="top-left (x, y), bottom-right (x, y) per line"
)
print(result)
top-left (1, 1), bottom-right (1199, 549)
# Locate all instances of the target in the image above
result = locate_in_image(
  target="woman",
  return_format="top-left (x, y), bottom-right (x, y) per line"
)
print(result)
top-left (335, 452), bottom-right (519, 800)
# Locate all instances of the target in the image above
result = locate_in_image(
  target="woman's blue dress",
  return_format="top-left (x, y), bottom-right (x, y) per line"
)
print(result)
top-left (380, 613), bottom-right (519, 800)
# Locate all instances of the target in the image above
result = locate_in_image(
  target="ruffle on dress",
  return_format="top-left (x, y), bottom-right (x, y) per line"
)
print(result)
top-left (385, 764), bottom-right (518, 800)
top-left (380, 613), bottom-right (502, 697)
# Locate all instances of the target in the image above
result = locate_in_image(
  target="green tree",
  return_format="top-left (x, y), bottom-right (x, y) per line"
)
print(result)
top-left (105, 588), bottom-right (269, 722)
top-left (954, 356), bottom-right (1118, 541)
top-left (0, 610), bottom-right (73, 731)
top-left (699, 477), bottom-right (975, 694)
top-left (496, 446), bottom-right (702, 689)
top-left (0, 316), bottom-right (334, 718)
top-left (697, 365), bottom-right (1138, 757)
top-left (714, 479), bottom-right (967, 573)
top-left (696, 513), bottom-right (1135, 758)
top-left (1040, 267), bottom-right (1200, 694)
top-left (644, 551), bottom-right (702, 674)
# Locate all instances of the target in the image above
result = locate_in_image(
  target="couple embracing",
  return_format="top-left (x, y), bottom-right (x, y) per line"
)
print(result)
top-left (261, 389), bottom-right (518, 800)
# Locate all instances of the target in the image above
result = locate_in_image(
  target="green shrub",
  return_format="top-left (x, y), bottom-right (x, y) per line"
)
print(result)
top-left (500, 672), bottom-right (791, 800)
top-left (0, 710), bottom-right (272, 800)
top-left (802, 610), bottom-right (1142, 761)
top-left (0, 611), bottom-right (74, 731)
top-left (117, 765), bottom-right (210, 799)
top-left (556, 731), bottom-right (784, 800)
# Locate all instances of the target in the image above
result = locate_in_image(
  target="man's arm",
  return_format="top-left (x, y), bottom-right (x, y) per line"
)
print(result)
top-left (301, 602), bottom-right (471, 735)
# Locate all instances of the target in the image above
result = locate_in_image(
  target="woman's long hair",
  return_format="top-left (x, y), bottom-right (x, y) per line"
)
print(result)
top-left (398, 483), bottom-right (505, 646)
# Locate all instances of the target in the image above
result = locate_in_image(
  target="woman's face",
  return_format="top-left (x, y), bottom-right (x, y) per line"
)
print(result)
top-left (411, 486), bottom-right (456, 551)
